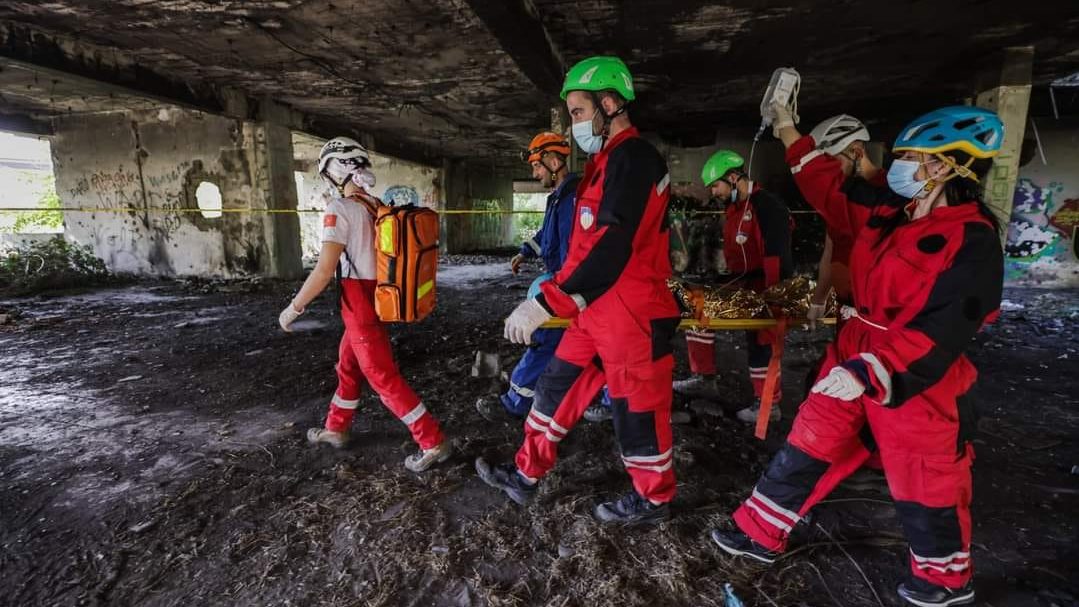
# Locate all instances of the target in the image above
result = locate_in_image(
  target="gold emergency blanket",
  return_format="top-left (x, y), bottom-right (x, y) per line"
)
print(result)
top-left (668, 275), bottom-right (820, 320)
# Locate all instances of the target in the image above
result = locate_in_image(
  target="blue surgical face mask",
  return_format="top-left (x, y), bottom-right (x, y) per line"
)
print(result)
top-left (887, 159), bottom-right (928, 199)
top-left (572, 118), bottom-right (604, 154)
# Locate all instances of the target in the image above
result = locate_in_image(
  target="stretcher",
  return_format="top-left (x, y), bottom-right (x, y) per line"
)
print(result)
top-left (537, 315), bottom-right (837, 441)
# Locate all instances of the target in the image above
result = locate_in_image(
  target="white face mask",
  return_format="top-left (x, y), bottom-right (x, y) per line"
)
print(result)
top-left (572, 117), bottom-right (604, 154)
top-left (350, 168), bottom-right (376, 190)
top-left (887, 159), bottom-right (929, 199)
top-left (323, 157), bottom-right (364, 188)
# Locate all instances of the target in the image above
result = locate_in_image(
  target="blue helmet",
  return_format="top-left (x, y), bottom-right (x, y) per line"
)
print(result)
top-left (893, 106), bottom-right (1004, 159)
top-left (527, 272), bottom-right (553, 299)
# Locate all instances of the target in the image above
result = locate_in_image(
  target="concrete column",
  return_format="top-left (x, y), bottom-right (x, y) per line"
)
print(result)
top-left (252, 100), bottom-right (303, 279)
top-left (976, 46), bottom-right (1033, 235)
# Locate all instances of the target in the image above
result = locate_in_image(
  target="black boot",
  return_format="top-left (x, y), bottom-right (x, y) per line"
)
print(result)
top-left (897, 576), bottom-right (975, 607)
top-left (709, 528), bottom-right (779, 564)
top-left (475, 457), bottom-right (537, 505)
top-left (593, 490), bottom-right (670, 526)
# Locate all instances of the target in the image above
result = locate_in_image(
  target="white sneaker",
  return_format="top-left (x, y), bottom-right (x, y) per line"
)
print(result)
top-left (672, 375), bottom-right (718, 396)
top-left (735, 405), bottom-right (781, 424)
top-left (404, 440), bottom-right (453, 472)
top-left (307, 427), bottom-right (349, 448)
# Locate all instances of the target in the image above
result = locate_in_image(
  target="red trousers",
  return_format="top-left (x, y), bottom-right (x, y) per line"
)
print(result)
top-left (515, 282), bottom-right (680, 503)
top-left (323, 279), bottom-right (443, 450)
top-left (732, 340), bottom-right (975, 588)
top-left (685, 328), bottom-right (781, 403)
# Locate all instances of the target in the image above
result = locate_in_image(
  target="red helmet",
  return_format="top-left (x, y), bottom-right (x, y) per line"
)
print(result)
top-left (526, 132), bottom-right (571, 163)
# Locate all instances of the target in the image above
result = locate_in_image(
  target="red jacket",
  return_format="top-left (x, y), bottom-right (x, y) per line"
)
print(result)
top-left (785, 135), bottom-right (1003, 408)
top-left (538, 127), bottom-right (677, 320)
top-left (722, 184), bottom-right (793, 291)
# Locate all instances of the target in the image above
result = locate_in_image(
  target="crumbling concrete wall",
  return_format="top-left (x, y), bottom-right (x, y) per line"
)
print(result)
top-left (53, 107), bottom-right (301, 278)
top-left (1004, 117), bottom-right (1079, 288)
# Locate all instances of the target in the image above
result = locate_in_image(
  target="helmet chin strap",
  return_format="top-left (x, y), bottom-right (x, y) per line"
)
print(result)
top-left (588, 92), bottom-right (627, 142)
top-left (539, 154), bottom-right (562, 178)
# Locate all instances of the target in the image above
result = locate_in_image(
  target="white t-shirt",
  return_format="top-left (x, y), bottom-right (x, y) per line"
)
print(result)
top-left (322, 196), bottom-right (377, 279)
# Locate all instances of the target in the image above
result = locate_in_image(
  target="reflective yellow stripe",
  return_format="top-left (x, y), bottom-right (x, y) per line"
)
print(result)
top-left (379, 220), bottom-right (395, 254)
top-left (417, 279), bottom-right (434, 300)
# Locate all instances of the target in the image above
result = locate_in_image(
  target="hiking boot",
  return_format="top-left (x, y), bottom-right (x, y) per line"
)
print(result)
top-left (583, 403), bottom-right (612, 423)
top-left (735, 404), bottom-right (781, 424)
top-left (709, 528), bottom-right (778, 564)
top-left (593, 490), bottom-right (670, 526)
top-left (474, 395), bottom-right (524, 422)
top-left (672, 375), bottom-right (718, 397)
top-left (307, 427), bottom-right (349, 449)
top-left (897, 577), bottom-right (975, 607)
top-left (475, 457), bottom-right (537, 505)
top-left (404, 440), bottom-right (453, 472)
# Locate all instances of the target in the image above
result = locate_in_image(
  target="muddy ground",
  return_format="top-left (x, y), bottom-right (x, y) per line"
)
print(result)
top-left (0, 258), bottom-right (1077, 607)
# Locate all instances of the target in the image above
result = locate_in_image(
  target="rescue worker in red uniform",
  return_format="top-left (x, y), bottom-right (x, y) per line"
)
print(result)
top-left (796, 115), bottom-right (887, 477)
top-left (800, 114), bottom-right (880, 330)
top-left (673, 150), bottom-right (793, 424)
top-left (475, 56), bottom-right (682, 525)
top-left (710, 106), bottom-right (1006, 607)
top-left (279, 136), bottom-right (451, 473)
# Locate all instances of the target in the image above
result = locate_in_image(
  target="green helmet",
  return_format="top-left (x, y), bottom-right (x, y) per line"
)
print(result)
top-left (700, 150), bottom-right (745, 187)
top-left (560, 56), bottom-right (636, 101)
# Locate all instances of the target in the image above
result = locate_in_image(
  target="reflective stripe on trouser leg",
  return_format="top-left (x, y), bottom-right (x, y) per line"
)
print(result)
top-left (734, 384), bottom-right (870, 551)
top-left (609, 354), bottom-right (677, 503)
top-left (515, 324), bottom-right (603, 480)
top-left (345, 322), bottom-right (444, 450)
top-left (685, 329), bottom-right (716, 375)
top-left (747, 329), bottom-right (780, 401)
top-left (870, 396), bottom-right (975, 588)
top-left (504, 328), bottom-right (563, 417)
top-left (327, 333), bottom-right (363, 433)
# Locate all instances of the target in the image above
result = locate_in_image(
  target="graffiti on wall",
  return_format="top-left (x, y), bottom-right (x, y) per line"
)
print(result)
top-left (1004, 178), bottom-right (1078, 282)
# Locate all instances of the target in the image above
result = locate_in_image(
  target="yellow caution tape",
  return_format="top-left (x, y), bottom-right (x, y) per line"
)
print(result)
top-left (540, 317), bottom-right (836, 330)
top-left (0, 207), bottom-right (822, 216)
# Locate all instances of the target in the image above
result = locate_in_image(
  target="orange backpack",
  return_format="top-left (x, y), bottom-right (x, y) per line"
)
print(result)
top-left (372, 204), bottom-right (439, 322)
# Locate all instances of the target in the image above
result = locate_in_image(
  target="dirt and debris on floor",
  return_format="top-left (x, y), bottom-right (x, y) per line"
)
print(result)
top-left (0, 259), bottom-right (1076, 607)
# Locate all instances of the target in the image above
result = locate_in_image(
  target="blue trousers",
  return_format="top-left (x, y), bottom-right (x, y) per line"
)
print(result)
top-left (502, 328), bottom-right (613, 416)
top-left (502, 328), bottom-right (563, 417)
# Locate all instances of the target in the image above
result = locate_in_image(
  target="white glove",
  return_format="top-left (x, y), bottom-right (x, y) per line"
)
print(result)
top-left (279, 301), bottom-right (304, 332)
top-left (504, 298), bottom-right (552, 345)
top-left (810, 366), bottom-right (865, 401)
top-left (771, 102), bottom-right (796, 137)
top-left (806, 302), bottom-right (827, 330)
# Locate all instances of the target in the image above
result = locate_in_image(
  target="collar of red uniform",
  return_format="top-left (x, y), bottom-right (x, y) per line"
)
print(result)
top-left (923, 200), bottom-right (986, 222)
top-left (594, 126), bottom-right (639, 160)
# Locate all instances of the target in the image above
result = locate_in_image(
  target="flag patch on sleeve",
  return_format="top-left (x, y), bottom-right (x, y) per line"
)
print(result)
top-left (324, 214), bottom-right (337, 228)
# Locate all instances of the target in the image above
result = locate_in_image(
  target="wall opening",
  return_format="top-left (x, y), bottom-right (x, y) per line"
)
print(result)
top-left (0, 131), bottom-right (63, 236)
top-left (194, 181), bottom-right (223, 219)
top-left (512, 180), bottom-right (547, 248)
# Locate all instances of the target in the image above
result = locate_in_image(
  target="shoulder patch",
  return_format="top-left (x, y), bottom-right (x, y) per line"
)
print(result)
top-left (917, 234), bottom-right (947, 254)
top-left (324, 214), bottom-right (338, 228)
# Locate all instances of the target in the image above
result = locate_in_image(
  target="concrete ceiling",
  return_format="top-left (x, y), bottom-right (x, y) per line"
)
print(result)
top-left (1, 0), bottom-right (1078, 164)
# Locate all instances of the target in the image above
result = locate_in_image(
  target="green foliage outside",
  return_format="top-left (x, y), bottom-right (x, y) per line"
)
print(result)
top-left (4, 172), bottom-right (63, 234)
top-left (513, 192), bottom-right (545, 243)
top-left (0, 236), bottom-right (111, 296)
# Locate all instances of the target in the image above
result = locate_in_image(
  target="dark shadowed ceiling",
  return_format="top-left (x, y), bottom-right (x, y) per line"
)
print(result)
top-left (1, 0), bottom-right (1078, 164)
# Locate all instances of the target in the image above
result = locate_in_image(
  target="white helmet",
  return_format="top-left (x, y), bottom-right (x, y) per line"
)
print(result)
top-left (318, 136), bottom-right (371, 187)
top-left (810, 115), bottom-right (870, 157)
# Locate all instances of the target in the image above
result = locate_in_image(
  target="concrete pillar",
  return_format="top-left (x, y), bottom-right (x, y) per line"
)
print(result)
top-left (252, 100), bottom-right (303, 279)
top-left (976, 46), bottom-right (1033, 235)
